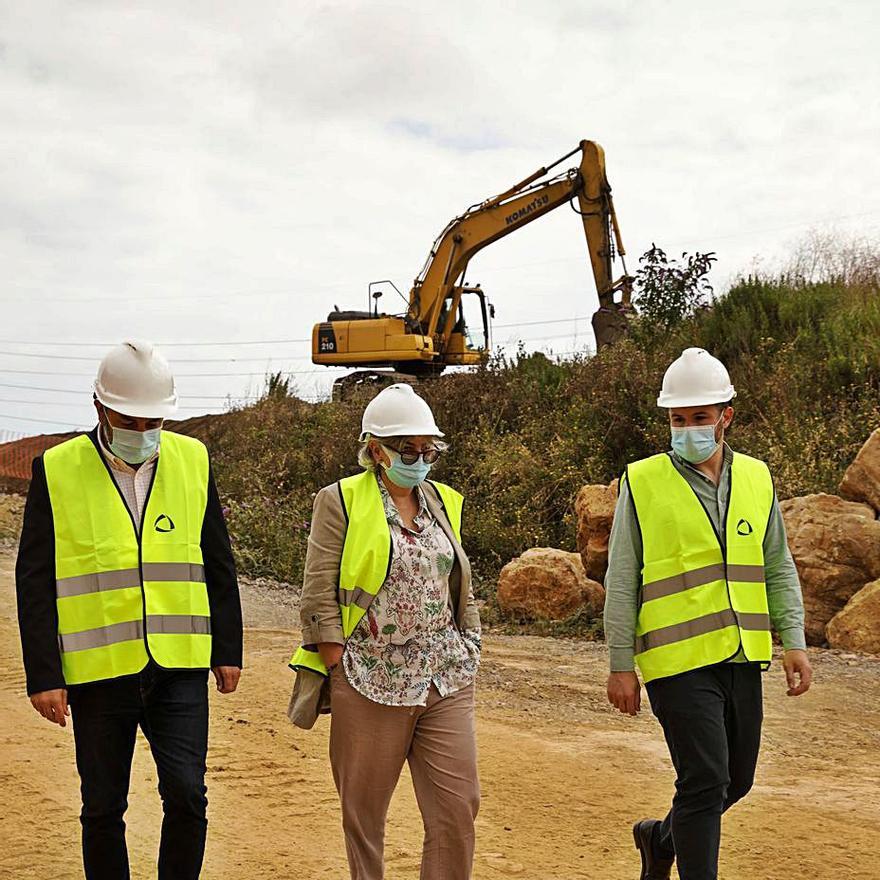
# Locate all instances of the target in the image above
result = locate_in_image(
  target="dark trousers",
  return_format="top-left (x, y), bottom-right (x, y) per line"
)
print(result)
top-left (68, 662), bottom-right (210, 880)
top-left (646, 663), bottom-right (763, 880)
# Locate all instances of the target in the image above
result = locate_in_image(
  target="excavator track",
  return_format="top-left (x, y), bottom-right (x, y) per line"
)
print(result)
top-left (331, 370), bottom-right (426, 402)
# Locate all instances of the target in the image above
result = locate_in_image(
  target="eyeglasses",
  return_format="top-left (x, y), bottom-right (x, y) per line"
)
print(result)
top-left (382, 443), bottom-right (442, 465)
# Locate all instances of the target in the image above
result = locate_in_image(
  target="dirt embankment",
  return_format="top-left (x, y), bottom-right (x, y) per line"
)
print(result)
top-left (0, 493), bottom-right (24, 544)
top-left (1, 547), bottom-right (879, 879)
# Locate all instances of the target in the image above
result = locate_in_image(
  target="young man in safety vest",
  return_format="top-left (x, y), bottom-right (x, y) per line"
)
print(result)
top-left (604, 347), bottom-right (812, 880)
top-left (16, 339), bottom-right (243, 880)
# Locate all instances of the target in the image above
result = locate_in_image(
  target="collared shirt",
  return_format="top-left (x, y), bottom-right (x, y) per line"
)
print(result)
top-left (342, 473), bottom-right (481, 706)
top-left (603, 444), bottom-right (806, 672)
top-left (96, 426), bottom-right (159, 530)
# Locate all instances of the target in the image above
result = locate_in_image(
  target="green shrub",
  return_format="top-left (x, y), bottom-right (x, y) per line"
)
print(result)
top-left (202, 268), bottom-right (880, 613)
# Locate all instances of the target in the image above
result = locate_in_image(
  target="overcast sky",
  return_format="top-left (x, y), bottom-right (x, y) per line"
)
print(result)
top-left (1, 0), bottom-right (878, 436)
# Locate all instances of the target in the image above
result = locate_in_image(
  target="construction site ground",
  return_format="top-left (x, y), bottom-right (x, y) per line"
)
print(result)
top-left (1, 538), bottom-right (878, 880)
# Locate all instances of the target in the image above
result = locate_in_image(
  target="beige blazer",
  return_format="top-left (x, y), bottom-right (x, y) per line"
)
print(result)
top-left (287, 475), bottom-right (481, 727)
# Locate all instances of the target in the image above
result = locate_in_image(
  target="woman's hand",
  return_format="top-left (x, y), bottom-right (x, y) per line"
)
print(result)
top-left (318, 642), bottom-right (344, 670)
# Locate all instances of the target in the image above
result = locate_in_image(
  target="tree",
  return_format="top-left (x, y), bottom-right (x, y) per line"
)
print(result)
top-left (634, 244), bottom-right (717, 328)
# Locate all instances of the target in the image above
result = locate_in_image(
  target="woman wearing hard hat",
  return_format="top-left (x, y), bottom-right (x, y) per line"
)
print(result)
top-left (603, 347), bottom-right (811, 880)
top-left (287, 383), bottom-right (482, 880)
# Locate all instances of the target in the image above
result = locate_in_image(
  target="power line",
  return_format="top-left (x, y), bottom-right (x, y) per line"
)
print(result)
top-left (0, 367), bottom-right (333, 379)
top-left (172, 369), bottom-right (333, 378)
top-left (493, 330), bottom-right (588, 345)
top-left (0, 350), bottom-right (319, 364)
top-left (0, 398), bottom-right (87, 407)
top-left (0, 317), bottom-right (588, 352)
top-left (0, 337), bottom-right (312, 348)
top-left (0, 322), bottom-right (591, 363)
top-left (0, 316), bottom-right (587, 351)
top-left (493, 316), bottom-right (588, 330)
top-left (0, 412), bottom-right (90, 429)
top-left (0, 381), bottom-right (262, 400)
top-left (0, 397), bottom-right (236, 413)
top-left (0, 395), bottom-right (323, 431)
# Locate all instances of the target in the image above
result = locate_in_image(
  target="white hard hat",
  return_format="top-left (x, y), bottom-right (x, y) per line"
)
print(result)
top-left (657, 347), bottom-right (736, 408)
top-left (94, 339), bottom-right (179, 419)
top-left (359, 383), bottom-right (444, 441)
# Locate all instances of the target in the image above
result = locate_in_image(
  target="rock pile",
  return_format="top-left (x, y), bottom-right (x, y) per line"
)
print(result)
top-left (498, 430), bottom-right (880, 654)
top-left (779, 494), bottom-right (880, 646)
top-left (817, 429), bottom-right (880, 652)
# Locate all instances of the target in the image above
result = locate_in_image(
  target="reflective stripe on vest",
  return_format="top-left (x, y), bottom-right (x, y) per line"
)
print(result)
top-left (44, 431), bottom-right (211, 685)
top-left (626, 451), bottom-right (774, 683)
top-left (289, 471), bottom-right (464, 676)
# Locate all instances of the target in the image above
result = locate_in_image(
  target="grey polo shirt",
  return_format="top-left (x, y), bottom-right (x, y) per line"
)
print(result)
top-left (603, 444), bottom-right (807, 673)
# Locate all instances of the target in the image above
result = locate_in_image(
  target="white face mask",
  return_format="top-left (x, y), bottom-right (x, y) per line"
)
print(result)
top-left (671, 415), bottom-right (724, 464)
top-left (107, 424), bottom-right (162, 464)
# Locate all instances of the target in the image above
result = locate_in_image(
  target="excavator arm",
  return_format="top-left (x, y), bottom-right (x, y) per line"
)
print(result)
top-left (312, 139), bottom-right (634, 390)
top-left (409, 140), bottom-right (633, 347)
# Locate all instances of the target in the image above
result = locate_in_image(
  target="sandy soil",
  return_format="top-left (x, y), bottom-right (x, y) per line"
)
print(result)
top-left (1, 545), bottom-right (879, 880)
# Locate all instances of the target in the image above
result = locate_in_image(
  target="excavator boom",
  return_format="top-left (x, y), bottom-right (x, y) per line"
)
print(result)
top-left (410, 140), bottom-right (632, 344)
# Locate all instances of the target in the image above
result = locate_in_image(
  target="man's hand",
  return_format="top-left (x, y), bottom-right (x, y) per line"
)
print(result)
top-left (30, 688), bottom-right (69, 727)
top-left (318, 642), bottom-right (344, 671)
top-left (211, 666), bottom-right (241, 694)
top-left (783, 649), bottom-right (812, 696)
top-left (607, 671), bottom-right (642, 716)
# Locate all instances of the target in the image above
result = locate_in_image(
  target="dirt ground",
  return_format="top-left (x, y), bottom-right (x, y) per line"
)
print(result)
top-left (1, 543), bottom-right (879, 880)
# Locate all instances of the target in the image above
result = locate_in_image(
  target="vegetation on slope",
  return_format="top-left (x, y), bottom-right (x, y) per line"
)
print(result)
top-left (204, 236), bottom-right (880, 603)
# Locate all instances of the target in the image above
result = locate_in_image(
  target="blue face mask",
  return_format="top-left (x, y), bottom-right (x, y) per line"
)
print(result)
top-left (108, 425), bottom-right (162, 465)
top-left (381, 446), bottom-right (432, 488)
top-left (671, 417), bottom-right (723, 464)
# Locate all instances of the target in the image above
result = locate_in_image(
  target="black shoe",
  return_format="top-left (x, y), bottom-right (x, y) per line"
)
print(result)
top-left (632, 819), bottom-right (674, 880)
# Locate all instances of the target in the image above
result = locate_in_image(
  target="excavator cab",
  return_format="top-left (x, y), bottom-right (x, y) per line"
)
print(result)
top-left (313, 284), bottom-right (491, 374)
top-left (436, 286), bottom-right (491, 366)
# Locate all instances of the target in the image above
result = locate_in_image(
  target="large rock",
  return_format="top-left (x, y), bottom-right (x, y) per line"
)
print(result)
top-left (497, 548), bottom-right (605, 621)
top-left (781, 493), bottom-right (880, 645)
top-left (839, 428), bottom-right (880, 512)
top-left (574, 480), bottom-right (619, 582)
top-left (826, 580), bottom-right (880, 654)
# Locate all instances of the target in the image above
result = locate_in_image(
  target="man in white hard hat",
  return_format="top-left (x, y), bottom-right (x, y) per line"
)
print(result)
top-left (16, 339), bottom-right (242, 879)
top-left (603, 347), bottom-right (811, 880)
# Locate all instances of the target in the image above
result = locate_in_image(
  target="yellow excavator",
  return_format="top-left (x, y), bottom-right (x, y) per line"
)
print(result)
top-left (313, 140), bottom-right (633, 396)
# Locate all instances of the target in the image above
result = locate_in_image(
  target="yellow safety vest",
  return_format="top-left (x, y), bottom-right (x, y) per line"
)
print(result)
top-left (43, 431), bottom-right (212, 686)
top-left (289, 470), bottom-right (463, 677)
top-left (626, 451), bottom-right (774, 683)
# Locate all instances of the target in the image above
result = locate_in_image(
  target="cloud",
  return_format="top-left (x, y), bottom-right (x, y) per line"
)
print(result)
top-left (0, 1), bottom-right (877, 432)
top-left (246, 3), bottom-right (477, 116)
top-left (387, 118), bottom-right (511, 152)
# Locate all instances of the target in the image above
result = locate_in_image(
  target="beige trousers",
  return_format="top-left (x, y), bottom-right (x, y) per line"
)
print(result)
top-left (329, 666), bottom-right (480, 880)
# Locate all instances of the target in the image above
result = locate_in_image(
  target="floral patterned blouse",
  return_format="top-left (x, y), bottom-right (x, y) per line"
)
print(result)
top-left (342, 473), bottom-right (481, 706)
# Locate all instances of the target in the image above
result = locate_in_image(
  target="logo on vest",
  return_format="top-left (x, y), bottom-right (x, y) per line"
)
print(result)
top-left (736, 518), bottom-right (753, 536)
top-left (154, 514), bottom-right (175, 533)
